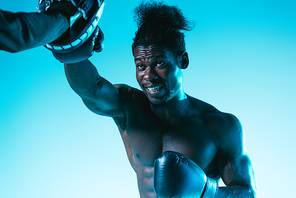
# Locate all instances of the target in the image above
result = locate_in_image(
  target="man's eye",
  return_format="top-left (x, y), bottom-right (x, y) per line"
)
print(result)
top-left (137, 64), bottom-right (145, 70)
top-left (156, 61), bottom-right (165, 67)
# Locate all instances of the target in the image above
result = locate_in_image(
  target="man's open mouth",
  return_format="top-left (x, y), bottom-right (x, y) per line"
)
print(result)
top-left (145, 85), bottom-right (164, 94)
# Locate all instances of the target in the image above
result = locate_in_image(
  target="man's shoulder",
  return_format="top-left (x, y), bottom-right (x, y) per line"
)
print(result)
top-left (200, 107), bottom-right (245, 157)
top-left (189, 97), bottom-right (242, 139)
top-left (114, 84), bottom-right (149, 106)
top-left (187, 96), bottom-right (240, 123)
top-left (115, 84), bottom-right (144, 99)
top-left (187, 96), bottom-right (217, 114)
top-left (205, 110), bottom-right (240, 128)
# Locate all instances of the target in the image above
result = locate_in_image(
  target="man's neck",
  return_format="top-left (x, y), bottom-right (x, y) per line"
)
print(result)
top-left (150, 91), bottom-right (190, 123)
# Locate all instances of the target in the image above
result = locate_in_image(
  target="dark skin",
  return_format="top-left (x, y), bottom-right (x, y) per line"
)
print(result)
top-left (64, 44), bottom-right (257, 198)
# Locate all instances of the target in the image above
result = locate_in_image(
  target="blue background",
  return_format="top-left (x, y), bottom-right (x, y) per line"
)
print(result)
top-left (1, 0), bottom-right (295, 197)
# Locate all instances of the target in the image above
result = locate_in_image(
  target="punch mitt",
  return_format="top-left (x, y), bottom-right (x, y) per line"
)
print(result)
top-left (52, 26), bottom-right (104, 63)
top-left (154, 151), bottom-right (218, 198)
top-left (36, 0), bottom-right (105, 53)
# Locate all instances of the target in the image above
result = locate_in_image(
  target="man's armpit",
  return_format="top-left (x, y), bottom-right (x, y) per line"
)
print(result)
top-left (113, 116), bottom-right (127, 130)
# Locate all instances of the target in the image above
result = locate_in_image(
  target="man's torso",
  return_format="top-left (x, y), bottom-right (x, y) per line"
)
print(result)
top-left (113, 85), bottom-right (226, 197)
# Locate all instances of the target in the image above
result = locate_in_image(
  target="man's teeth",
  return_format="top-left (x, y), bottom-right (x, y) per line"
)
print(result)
top-left (147, 86), bottom-right (161, 92)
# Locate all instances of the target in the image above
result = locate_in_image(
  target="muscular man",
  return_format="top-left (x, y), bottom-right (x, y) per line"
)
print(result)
top-left (60, 1), bottom-right (257, 197)
top-left (0, 0), bottom-right (104, 53)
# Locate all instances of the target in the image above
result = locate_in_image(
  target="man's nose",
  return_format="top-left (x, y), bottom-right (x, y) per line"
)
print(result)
top-left (143, 67), bottom-right (158, 81)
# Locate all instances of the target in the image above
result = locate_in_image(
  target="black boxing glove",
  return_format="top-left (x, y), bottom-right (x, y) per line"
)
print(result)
top-left (52, 26), bottom-right (104, 63)
top-left (154, 151), bottom-right (218, 198)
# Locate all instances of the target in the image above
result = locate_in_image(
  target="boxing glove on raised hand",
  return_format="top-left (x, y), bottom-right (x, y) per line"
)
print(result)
top-left (154, 151), bottom-right (218, 198)
top-left (52, 26), bottom-right (104, 63)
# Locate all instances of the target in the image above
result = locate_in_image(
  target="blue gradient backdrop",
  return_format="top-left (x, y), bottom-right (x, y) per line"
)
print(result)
top-left (1, 0), bottom-right (295, 197)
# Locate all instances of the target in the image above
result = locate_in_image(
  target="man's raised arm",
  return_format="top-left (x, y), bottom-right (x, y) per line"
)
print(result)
top-left (64, 60), bottom-right (123, 117)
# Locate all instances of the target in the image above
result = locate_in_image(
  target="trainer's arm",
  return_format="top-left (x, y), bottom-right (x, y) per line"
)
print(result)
top-left (216, 114), bottom-right (257, 198)
top-left (0, 9), bottom-right (69, 52)
top-left (64, 60), bottom-right (123, 117)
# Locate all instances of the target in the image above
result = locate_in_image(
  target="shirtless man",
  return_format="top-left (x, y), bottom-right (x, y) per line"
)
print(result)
top-left (58, 1), bottom-right (257, 197)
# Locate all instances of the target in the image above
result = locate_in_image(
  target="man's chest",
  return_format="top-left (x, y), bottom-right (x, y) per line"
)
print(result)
top-left (121, 111), bottom-right (218, 172)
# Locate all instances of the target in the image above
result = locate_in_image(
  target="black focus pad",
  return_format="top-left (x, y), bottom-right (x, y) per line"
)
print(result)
top-left (37, 0), bottom-right (105, 53)
top-left (52, 26), bottom-right (103, 63)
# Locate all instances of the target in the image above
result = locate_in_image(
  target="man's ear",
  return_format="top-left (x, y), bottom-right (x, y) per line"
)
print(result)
top-left (179, 52), bottom-right (189, 69)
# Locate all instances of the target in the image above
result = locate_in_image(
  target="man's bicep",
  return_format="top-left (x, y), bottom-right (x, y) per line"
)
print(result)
top-left (217, 114), bottom-right (257, 194)
top-left (218, 132), bottom-right (257, 195)
top-left (220, 154), bottom-right (257, 191)
top-left (82, 79), bottom-right (124, 117)
top-left (65, 60), bottom-right (124, 117)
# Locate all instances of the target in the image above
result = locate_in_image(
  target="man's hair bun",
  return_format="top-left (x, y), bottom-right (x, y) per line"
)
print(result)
top-left (133, 1), bottom-right (194, 32)
top-left (132, 1), bottom-right (194, 55)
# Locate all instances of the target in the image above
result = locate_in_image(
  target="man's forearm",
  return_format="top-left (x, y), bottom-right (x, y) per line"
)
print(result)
top-left (216, 186), bottom-right (256, 198)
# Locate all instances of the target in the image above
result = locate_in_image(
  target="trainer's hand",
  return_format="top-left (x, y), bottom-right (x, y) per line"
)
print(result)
top-left (36, 0), bottom-right (105, 53)
top-left (154, 151), bottom-right (218, 198)
top-left (52, 26), bottom-right (104, 63)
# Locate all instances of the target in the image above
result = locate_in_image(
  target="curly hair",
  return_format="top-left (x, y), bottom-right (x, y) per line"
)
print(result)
top-left (132, 1), bottom-right (194, 56)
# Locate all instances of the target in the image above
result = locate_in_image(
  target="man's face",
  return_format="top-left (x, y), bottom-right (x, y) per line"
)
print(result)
top-left (134, 45), bottom-right (185, 105)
